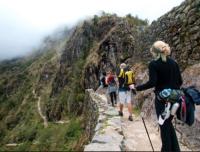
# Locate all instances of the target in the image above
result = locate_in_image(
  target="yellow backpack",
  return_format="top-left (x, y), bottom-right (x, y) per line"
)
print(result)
top-left (125, 71), bottom-right (135, 85)
top-left (118, 68), bottom-right (125, 78)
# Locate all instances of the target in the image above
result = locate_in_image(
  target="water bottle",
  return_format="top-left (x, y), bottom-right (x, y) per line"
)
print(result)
top-left (159, 88), bottom-right (172, 99)
top-left (170, 102), bottom-right (180, 116)
top-left (158, 102), bottom-right (171, 125)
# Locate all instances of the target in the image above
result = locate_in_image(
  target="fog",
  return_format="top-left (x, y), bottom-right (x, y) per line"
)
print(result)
top-left (0, 0), bottom-right (184, 61)
top-left (0, 16), bottom-right (46, 60)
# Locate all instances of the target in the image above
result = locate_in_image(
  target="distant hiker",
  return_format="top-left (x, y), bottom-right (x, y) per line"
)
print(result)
top-left (96, 71), bottom-right (108, 94)
top-left (117, 63), bottom-right (133, 121)
top-left (100, 72), bottom-right (108, 88)
top-left (106, 70), bottom-right (117, 107)
top-left (135, 41), bottom-right (182, 152)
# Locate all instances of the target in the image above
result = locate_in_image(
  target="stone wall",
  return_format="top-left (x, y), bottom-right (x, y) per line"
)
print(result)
top-left (82, 89), bottom-right (99, 141)
top-left (83, 90), bottom-right (124, 151)
top-left (135, 0), bottom-right (200, 70)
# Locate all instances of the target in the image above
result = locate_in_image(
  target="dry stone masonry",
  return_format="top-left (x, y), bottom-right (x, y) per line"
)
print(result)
top-left (82, 89), bottom-right (99, 141)
top-left (135, 0), bottom-right (200, 70)
top-left (83, 89), bottom-right (124, 151)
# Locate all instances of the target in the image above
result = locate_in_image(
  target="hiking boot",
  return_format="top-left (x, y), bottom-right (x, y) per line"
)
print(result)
top-left (128, 116), bottom-right (133, 121)
top-left (119, 111), bottom-right (123, 117)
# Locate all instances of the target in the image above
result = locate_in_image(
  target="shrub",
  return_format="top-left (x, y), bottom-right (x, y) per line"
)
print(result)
top-left (37, 127), bottom-right (53, 151)
top-left (16, 142), bottom-right (31, 151)
top-left (18, 125), bottom-right (37, 142)
top-left (64, 119), bottom-right (83, 141)
top-left (0, 124), bottom-right (6, 140)
top-left (5, 115), bottom-right (20, 130)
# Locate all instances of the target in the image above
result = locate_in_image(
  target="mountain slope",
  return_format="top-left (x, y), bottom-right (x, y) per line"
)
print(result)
top-left (0, 14), bottom-right (148, 151)
top-left (0, 28), bottom-right (85, 151)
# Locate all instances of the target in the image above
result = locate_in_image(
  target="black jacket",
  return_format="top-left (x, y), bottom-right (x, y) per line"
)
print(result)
top-left (136, 57), bottom-right (183, 92)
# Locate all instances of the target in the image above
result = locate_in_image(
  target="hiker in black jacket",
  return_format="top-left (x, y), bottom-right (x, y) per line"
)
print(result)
top-left (135, 41), bottom-right (182, 152)
top-left (96, 72), bottom-right (108, 94)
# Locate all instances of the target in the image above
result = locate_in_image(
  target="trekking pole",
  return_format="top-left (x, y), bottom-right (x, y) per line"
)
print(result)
top-left (133, 89), bottom-right (154, 151)
top-left (174, 117), bottom-right (176, 130)
top-left (141, 116), bottom-right (155, 152)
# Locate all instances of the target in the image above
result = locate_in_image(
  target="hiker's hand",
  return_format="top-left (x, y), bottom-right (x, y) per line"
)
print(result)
top-left (129, 84), bottom-right (135, 89)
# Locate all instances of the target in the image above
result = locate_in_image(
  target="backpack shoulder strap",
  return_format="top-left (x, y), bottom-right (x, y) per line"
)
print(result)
top-left (118, 69), bottom-right (125, 78)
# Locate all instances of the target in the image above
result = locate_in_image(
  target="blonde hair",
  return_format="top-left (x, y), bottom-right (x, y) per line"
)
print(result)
top-left (120, 63), bottom-right (126, 69)
top-left (150, 42), bottom-right (167, 62)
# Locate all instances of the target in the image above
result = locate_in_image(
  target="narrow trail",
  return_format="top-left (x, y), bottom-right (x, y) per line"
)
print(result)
top-left (94, 25), bottom-right (117, 52)
top-left (98, 93), bottom-right (190, 151)
top-left (121, 109), bottom-right (161, 151)
top-left (32, 90), bottom-right (48, 128)
top-left (98, 26), bottom-right (117, 46)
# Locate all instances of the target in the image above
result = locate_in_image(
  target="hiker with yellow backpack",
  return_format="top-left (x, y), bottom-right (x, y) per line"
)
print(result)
top-left (117, 63), bottom-right (135, 121)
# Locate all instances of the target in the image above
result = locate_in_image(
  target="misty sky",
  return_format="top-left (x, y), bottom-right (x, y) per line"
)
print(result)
top-left (0, 0), bottom-right (184, 60)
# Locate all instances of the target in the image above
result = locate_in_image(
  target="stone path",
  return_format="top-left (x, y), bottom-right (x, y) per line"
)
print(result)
top-left (121, 111), bottom-right (161, 151)
top-left (118, 101), bottom-right (190, 151)
top-left (84, 92), bottom-right (191, 151)
top-left (98, 93), bottom-right (162, 151)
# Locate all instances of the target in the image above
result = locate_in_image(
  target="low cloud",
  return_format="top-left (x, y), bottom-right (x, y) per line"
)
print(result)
top-left (0, 0), bottom-right (184, 61)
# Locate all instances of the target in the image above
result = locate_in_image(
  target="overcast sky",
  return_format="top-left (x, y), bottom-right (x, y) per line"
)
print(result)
top-left (0, 0), bottom-right (184, 61)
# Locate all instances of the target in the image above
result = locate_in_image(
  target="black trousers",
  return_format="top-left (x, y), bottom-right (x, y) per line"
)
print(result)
top-left (155, 97), bottom-right (180, 152)
top-left (109, 92), bottom-right (117, 106)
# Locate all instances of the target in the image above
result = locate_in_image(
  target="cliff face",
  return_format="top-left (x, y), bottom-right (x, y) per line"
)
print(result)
top-left (59, 15), bottom-right (147, 89)
top-left (52, 15), bottom-right (119, 94)
top-left (47, 14), bottom-right (147, 121)
top-left (48, 16), bottom-right (120, 121)
top-left (83, 16), bottom-right (147, 90)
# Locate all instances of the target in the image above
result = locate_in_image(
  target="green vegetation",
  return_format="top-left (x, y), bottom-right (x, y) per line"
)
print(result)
top-left (0, 40), bottom-right (87, 151)
top-left (0, 49), bottom-right (87, 151)
top-left (0, 118), bottom-right (84, 151)
top-left (132, 106), bottom-right (141, 117)
top-left (126, 14), bottom-right (149, 26)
